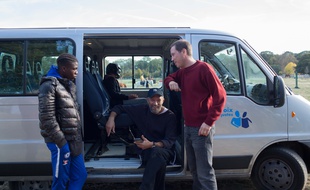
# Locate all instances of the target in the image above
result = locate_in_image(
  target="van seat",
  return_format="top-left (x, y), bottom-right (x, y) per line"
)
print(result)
top-left (26, 61), bottom-right (39, 93)
top-left (83, 55), bottom-right (134, 160)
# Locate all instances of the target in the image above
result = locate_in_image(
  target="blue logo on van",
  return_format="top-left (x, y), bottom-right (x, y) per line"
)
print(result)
top-left (231, 111), bottom-right (252, 128)
top-left (221, 108), bottom-right (252, 128)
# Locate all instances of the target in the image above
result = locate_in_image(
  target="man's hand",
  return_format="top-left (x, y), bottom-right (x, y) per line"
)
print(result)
top-left (134, 135), bottom-right (152, 150)
top-left (105, 118), bottom-right (115, 136)
top-left (168, 81), bottom-right (181, 92)
top-left (59, 143), bottom-right (70, 158)
top-left (198, 122), bottom-right (213, 136)
top-left (105, 112), bottom-right (117, 136)
top-left (128, 94), bottom-right (138, 99)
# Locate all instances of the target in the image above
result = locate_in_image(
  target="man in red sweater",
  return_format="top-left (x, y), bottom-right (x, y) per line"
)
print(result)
top-left (164, 39), bottom-right (226, 190)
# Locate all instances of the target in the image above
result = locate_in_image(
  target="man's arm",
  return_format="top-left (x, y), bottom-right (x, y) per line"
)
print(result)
top-left (134, 135), bottom-right (164, 150)
top-left (203, 65), bottom-right (227, 127)
top-left (104, 77), bottom-right (129, 100)
top-left (106, 104), bottom-right (128, 136)
top-left (164, 72), bottom-right (181, 92)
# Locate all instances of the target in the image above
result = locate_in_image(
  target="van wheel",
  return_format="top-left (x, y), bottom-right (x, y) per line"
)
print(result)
top-left (9, 181), bottom-right (51, 190)
top-left (251, 147), bottom-right (307, 190)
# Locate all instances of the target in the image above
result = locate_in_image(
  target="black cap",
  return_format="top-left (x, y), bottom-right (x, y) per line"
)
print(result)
top-left (147, 88), bottom-right (163, 98)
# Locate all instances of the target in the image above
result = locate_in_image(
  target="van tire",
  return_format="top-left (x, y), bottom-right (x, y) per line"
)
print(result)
top-left (9, 181), bottom-right (51, 190)
top-left (251, 147), bottom-right (307, 190)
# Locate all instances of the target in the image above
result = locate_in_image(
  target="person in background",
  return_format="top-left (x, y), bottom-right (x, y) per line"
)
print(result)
top-left (164, 39), bottom-right (226, 190)
top-left (105, 88), bottom-right (178, 190)
top-left (102, 63), bottom-right (138, 107)
top-left (38, 53), bottom-right (87, 190)
top-left (140, 74), bottom-right (146, 86)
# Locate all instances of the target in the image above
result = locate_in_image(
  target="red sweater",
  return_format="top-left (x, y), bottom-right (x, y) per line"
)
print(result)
top-left (164, 61), bottom-right (226, 127)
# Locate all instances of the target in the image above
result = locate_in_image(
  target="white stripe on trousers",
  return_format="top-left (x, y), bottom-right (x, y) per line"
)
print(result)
top-left (55, 147), bottom-right (60, 178)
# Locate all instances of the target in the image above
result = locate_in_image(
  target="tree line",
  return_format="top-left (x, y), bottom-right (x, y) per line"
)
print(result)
top-left (260, 51), bottom-right (310, 76)
top-left (106, 51), bottom-right (310, 78)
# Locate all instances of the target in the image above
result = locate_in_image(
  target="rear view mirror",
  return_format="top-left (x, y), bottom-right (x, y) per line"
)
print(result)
top-left (273, 76), bottom-right (285, 107)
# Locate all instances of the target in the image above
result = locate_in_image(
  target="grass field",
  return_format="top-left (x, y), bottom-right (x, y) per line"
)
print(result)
top-left (283, 77), bottom-right (310, 101)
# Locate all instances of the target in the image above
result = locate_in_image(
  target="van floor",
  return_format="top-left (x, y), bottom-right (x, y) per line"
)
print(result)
top-left (85, 157), bottom-right (141, 169)
top-left (86, 143), bottom-right (127, 156)
top-left (84, 142), bottom-right (182, 171)
top-left (84, 142), bottom-right (142, 169)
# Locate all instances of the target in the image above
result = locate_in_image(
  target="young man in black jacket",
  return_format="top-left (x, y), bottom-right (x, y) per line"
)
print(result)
top-left (38, 53), bottom-right (87, 190)
top-left (102, 63), bottom-right (138, 107)
top-left (105, 88), bottom-right (178, 190)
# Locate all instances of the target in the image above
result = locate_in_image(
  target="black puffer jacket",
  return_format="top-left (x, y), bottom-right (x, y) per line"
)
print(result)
top-left (38, 76), bottom-right (83, 156)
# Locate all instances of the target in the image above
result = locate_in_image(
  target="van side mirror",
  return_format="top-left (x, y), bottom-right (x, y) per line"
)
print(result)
top-left (273, 76), bottom-right (285, 107)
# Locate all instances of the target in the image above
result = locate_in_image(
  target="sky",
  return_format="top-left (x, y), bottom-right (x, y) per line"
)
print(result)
top-left (1, 0), bottom-right (309, 54)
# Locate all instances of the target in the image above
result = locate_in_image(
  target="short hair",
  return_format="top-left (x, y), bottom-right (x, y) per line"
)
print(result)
top-left (170, 39), bottom-right (193, 56)
top-left (57, 53), bottom-right (78, 67)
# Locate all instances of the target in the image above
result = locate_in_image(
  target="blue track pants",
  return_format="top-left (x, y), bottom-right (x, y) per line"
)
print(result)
top-left (47, 142), bottom-right (87, 190)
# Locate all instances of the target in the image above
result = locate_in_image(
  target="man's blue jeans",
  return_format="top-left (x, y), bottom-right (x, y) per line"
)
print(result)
top-left (185, 126), bottom-right (217, 190)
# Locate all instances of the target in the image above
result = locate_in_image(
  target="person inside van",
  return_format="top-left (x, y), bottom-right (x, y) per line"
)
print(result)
top-left (165, 39), bottom-right (226, 190)
top-left (102, 63), bottom-right (139, 107)
top-left (38, 53), bottom-right (87, 190)
top-left (105, 88), bottom-right (178, 190)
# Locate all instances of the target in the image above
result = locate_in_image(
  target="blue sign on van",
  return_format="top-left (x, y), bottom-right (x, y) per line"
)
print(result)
top-left (221, 108), bottom-right (252, 128)
top-left (231, 110), bottom-right (252, 128)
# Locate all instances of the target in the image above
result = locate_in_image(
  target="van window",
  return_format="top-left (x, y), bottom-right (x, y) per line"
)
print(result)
top-left (199, 41), bottom-right (241, 95)
top-left (104, 56), bottom-right (163, 89)
top-left (0, 41), bottom-right (23, 95)
top-left (0, 39), bottom-right (75, 95)
top-left (241, 48), bottom-right (269, 104)
top-left (27, 40), bottom-right (75, 94)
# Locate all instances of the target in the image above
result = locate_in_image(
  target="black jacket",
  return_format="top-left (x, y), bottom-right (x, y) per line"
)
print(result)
top-left (38, 76), bottom-right (83, 156)
top-left (102, 75), bottom-right (128, 107)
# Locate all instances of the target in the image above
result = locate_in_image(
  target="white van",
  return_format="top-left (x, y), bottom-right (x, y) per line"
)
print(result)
top-left (0, 27), bottom-right (309, 190)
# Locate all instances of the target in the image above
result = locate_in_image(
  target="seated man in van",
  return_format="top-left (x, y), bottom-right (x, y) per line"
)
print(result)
top-left (102, 63), bottom-right (140, 107)
top-left (105, 88), bottom-right (178, 190)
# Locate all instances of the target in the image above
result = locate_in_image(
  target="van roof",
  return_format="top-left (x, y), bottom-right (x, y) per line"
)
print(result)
top-left (0, 26), bottom-right (234, 36)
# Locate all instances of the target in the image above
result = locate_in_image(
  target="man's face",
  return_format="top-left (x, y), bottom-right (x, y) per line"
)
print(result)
top-left (147, 95), bottom-right (164, 114)
top-left (61, 61), bottom-right (78, 80)
top-left (170, 46), bottom-right (185, 69)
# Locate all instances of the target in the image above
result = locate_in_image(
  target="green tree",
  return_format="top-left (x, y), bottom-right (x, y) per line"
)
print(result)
top-left (135, 68), bottom-right (143, 79)
top-left (277, 51), bottom-right (298, 72)
top-left (284, 62), bottom-right (296, 76)
top-left (260, 51), bottom-right (280, 74)
top-left (260, 51), bottom-right (277, 65)
top-left (295, 51), bottom-right (310, 74)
